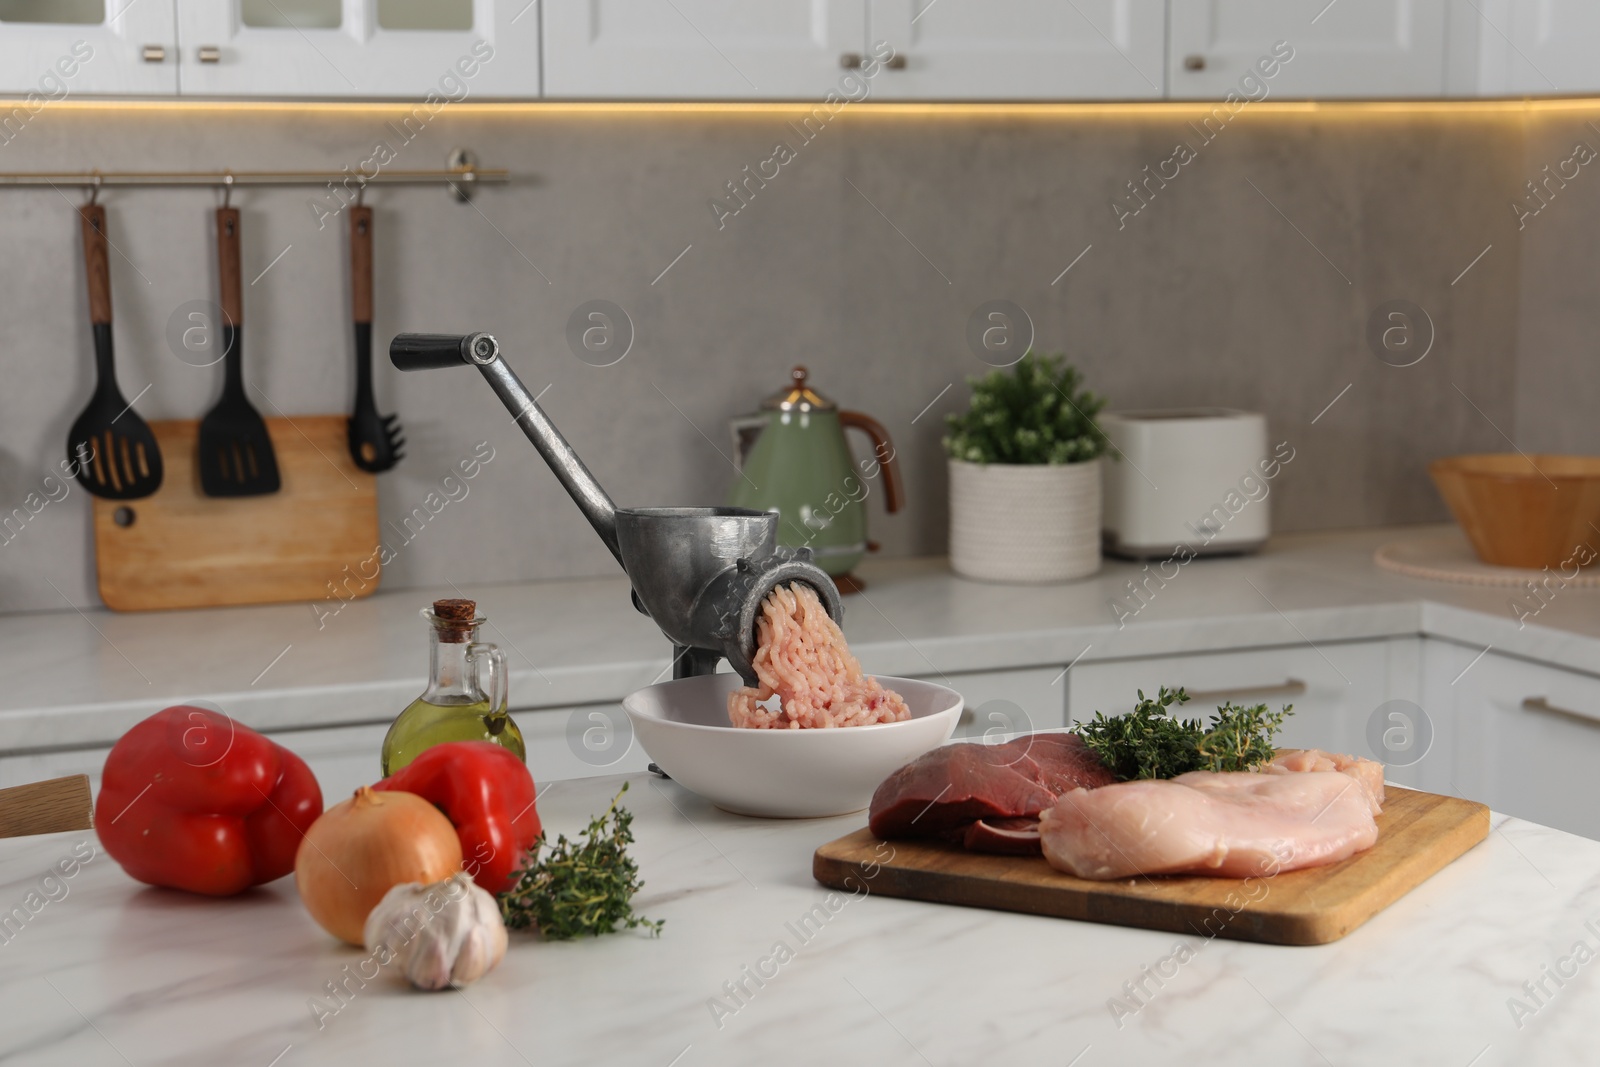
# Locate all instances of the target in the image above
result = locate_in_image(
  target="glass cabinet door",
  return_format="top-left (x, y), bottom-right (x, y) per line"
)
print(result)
top-left (0, 0), bottom-right (178, 95)
top-left (174, 0), bottom-right (540, 97)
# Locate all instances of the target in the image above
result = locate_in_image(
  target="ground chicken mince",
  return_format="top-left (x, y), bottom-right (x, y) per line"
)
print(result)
top-left (727, 583), bottom-right (911, 729)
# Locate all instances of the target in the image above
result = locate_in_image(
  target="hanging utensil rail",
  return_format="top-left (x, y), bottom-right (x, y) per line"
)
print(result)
top-left (0, 163), bottom-right (506, 200)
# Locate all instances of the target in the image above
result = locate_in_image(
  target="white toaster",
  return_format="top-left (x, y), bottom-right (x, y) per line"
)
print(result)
top-left (1099, 409), bottom-right (1278, 559)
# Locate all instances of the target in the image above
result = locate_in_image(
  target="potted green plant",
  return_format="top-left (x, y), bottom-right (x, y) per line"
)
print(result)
top-left (943, 353), bottom-right (1108, 582)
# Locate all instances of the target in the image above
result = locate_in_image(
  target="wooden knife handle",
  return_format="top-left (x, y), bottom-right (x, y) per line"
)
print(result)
top-left (216, 206), bottom-right (242, 326)
top-left (0, 774), bottom-right (93, 838)
top-left (349, 204), bottom-right (373, 326)
top-left (79, 203), bottom-right (112, 326)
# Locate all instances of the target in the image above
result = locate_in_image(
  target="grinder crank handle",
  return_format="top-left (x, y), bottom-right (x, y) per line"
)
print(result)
top-left (389, 331), bottom-right (623, 567)
top-left (391, 332), bottom-right (498, 370)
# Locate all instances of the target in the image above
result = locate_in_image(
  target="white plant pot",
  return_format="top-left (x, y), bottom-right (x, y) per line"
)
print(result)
top-left (948, 457), bottom-right (1102, 583)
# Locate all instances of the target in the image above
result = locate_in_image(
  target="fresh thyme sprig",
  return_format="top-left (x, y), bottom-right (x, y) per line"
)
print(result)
top-left (1074, 686), bottom-right (1198, 780)
top-left (497, 782), bottom-right (663, 940)
top-left (1072, 686), bottom-right (1294, 780)
top-left (1195, 700), bottom-right (1293, 773)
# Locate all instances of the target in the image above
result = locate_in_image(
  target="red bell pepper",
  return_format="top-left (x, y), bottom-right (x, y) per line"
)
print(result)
top-left (374, 741), bottom-right (540, 894)
top-left (95, 705), bottom-right (323, 897)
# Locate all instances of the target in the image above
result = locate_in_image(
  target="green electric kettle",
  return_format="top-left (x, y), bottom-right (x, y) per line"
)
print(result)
top-left (727, 366), bottom-right (902, 589)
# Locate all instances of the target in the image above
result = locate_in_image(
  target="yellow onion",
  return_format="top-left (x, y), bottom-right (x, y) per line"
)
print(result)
top-left (295, 787), bottom-right (462, 945)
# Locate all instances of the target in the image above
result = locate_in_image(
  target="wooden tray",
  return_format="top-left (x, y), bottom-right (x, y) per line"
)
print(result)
top-left (814, 786), bottom-right (1489, 945)
top-left (92, 417), bottom-right (379, 612)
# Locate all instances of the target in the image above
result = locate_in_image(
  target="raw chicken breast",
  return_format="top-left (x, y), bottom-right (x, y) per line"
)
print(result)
top-left (1265, 748), bottom-right (1385, 814)
top-left (1039, 769), bottom-right (1379, 881)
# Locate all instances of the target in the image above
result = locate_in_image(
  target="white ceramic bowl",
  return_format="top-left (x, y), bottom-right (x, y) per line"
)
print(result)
top-left (622, 673), bottom-right (963, 818)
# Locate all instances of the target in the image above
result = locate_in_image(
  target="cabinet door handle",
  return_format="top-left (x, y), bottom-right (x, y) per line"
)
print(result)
top-left (141, 44), bottom-right (166, 63)
top-left (842, 52), bottom-right (905, 71)
top-left (1182, 679), bottom-right (1308, 704)
top-left (1183, 54), bottom-right (1206, 71)
top-left (198, 45), bottom-right (222, 63)
top-left (1521, 696), bottom-right (1600, 725)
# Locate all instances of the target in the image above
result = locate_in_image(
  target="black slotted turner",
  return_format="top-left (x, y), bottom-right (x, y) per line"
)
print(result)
top-left (67, 204), bottom-right (163, 500)
top-left (346, 205), bottom-right (402, 472)
top-left (198, 206), bottom-right (279, 497)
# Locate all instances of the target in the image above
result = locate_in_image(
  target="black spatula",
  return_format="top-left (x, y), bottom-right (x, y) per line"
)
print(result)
top-left (67, 204), bottom-right (163, 500)
top-left (198, 207), bottom-right (279, 497)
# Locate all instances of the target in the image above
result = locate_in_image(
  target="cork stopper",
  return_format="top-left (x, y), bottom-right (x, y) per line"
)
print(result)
top-left (431, 598), bottom-right (477, 643)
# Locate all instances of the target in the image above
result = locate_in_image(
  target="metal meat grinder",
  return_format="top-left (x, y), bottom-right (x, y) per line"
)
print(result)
top-left (390, 332), bottom-right (844, 685)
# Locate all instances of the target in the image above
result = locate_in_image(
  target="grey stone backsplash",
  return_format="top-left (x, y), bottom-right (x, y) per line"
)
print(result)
top-left (0, 100), bottom-right (1583, 613)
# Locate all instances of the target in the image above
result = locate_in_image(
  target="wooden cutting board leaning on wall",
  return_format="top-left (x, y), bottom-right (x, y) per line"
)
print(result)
top-left (92, 416), bottom-right (379, 611)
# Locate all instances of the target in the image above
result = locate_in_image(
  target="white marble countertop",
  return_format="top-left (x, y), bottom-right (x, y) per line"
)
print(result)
top-left (1, 769), bottom-right (1593, 1067)
top-left (4, 524), bottom-right (1598, 753)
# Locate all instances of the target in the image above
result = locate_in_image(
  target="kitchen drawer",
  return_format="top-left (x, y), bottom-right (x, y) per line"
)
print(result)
top-left (1450, 651), bottom-right (1600, 841)
top-left (0, 702), bottom-right (652, 805)
top-left (0, 725), bottom-right (396, 803)
top-left (0, 745), bottom-right (114, 794)
top-left (272, 705), bottom-right (652, 794)
top-left (517, 702), bottom-right (652, 785)
top-left (917, 666), bottom-right (1067, 741)
top-left (265, 722), bottom-right (389, 800)
top-left (1067, 641), bottom-right (1395, 759)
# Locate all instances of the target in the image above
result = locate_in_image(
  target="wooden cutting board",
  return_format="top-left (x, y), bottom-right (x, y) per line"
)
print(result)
top-left (814, 786), bottom-right (1489, 946)
top-left (92, 417), bottom-right (379, 611)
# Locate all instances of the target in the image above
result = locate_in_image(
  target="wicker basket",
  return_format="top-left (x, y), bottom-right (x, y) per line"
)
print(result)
top-left (948, 457), bottom-right (1101, 583)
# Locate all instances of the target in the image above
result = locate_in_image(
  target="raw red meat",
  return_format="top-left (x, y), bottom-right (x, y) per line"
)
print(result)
top-left (868, 733), bottom-right (1116, 853)
top-left (962, 817), bottom-right (1045, 854)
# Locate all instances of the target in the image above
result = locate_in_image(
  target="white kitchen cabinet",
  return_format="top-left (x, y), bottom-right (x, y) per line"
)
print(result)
top-left (0, 0), bottom-right (177, 96)
top-left (517, 701), bottom-right (653, 783)
top-left (260, 722), bottom-right (387, 798)
top-left (542, 0), bottom-right (866, 99)
top-left (0, 744), bottom-right (114, 795)
top-left (174, 0), bottom-right (539, 98)
top-left (1066, 639), bottom-right (1398, 758)
top-left (1168, 0), bottom-right (1450, 99)
top-left (1474, 0), bottom-right (1600, 95)
top-left (0, 726), bottom-right (387, 804)
top-left (929, 665), bottom-right (1067, 741)
top-left (269, 703), bottom-right (651, 792)
top-left (1445, 647), bottom-right (1600, 841)
top-left (544, 0), bottom-right (1165, 101)
top-left (866, 0), bottom-right (1166, 100)
top-left (0, 701), bottom-right (647, 807)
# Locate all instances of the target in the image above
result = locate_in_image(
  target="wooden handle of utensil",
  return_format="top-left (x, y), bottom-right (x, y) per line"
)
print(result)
top-left (216, 206), bottom-right (242, 326)
top-left (79, 203), bottom-right (112, 326)
top-left (0, 774), bottom-right (93, 838)
top-left (839, 410), bottom-right (903, 514)
top-left (349, 204), bottom-right (373, 326)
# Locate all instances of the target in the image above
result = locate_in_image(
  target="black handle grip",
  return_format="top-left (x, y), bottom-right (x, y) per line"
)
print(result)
top-left (390, 332), bottom-right (499, 371)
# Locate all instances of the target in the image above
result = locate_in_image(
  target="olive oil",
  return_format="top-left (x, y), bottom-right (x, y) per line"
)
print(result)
top-left (381, 697), bottom-right (526, 777)
top-left (379, 598), bottom-right (525, 776)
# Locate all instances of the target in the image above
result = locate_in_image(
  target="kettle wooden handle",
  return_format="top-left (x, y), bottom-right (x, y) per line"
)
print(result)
top-left (839, 411), bottom-right (902, 514)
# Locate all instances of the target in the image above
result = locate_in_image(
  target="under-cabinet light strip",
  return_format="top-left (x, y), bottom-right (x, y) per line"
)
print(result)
top-left (5, 97), bottom-right (1600, 118)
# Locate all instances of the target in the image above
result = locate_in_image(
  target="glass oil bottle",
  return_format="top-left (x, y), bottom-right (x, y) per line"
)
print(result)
top-left (380, 598), bottom-right (525, 775)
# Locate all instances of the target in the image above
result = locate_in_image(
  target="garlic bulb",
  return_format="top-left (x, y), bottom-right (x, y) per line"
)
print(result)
top-left (363, 871), bottom-right (509, 991)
